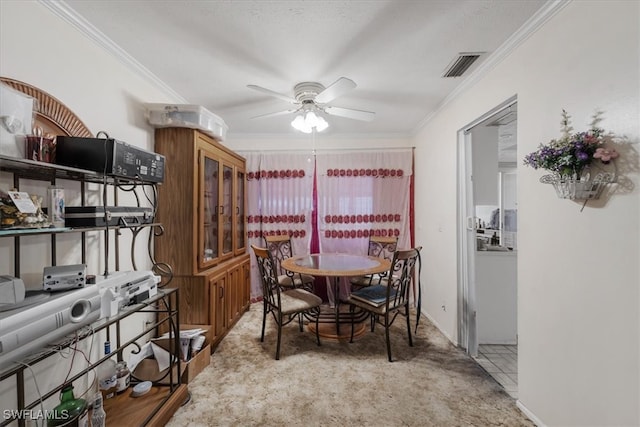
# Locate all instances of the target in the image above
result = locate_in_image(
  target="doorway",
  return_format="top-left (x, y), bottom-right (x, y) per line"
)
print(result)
top-left (457, 98), bottom-right (518, 398)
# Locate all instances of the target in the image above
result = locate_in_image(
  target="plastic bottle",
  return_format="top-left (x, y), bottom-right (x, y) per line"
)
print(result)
top-left (90, 393), bottom-right (106, 427)
top-left (115, 361), bottom-right (130, 394)
top-left (47, 384), bottom-right (88, 427)
top-left (47, 186), bottom-right (65, 228)
top-left (97, 342), bottom-right (117, 400)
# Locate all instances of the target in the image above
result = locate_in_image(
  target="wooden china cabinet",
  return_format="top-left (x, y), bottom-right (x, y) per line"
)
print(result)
top-left (154, 128), bottom-right (250, 348)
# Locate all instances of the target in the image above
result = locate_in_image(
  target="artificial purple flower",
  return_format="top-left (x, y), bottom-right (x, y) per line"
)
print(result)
top-left (523, 111), bottom-right (616, 175)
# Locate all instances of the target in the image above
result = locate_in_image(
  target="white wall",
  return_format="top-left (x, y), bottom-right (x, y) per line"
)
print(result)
top-left (413, 1), bottom-right (639, 426)
top-left (228, 134), bottom-right (412, 153)
top-left (0, 0), bottom-right (182, 411)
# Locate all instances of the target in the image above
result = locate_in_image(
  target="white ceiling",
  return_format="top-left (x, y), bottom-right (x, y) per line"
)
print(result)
top-left (61, 0), bottom-right (546, 138)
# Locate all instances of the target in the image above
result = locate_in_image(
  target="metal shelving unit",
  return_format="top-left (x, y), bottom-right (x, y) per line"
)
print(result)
top-left (0, 288), bottom-right (184, 427)
top-left (0, 154), bottom-right (167, 276)
top-left (0, 155), bottom-right (182, 426)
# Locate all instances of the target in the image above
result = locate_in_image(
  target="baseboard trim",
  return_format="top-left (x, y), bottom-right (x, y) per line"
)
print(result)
top-left (480, 340), bottom-right (518, 345)
top-left (423, 310), bottom-right (458, 346)
top-left (516, 400), bottom-right (546, 427)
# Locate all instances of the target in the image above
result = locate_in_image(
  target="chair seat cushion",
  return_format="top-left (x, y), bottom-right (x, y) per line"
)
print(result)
top-left (278, 273), bottom-right (315, 287)
top-left (279, 289), bottom-right (323, 315)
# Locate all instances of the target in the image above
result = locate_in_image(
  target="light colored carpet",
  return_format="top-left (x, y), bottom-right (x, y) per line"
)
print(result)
top-left (166, 303), bottom-right (533, 427)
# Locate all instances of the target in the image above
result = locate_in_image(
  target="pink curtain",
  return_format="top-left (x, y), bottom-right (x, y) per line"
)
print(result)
top-left (245, 149), bottom-right (413, 303)
top-left (316, 149), bottom-right (413, 304)
top-left (245, 152), bottom-right (315, 300)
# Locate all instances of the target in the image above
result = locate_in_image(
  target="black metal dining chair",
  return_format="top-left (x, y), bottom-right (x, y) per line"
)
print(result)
top-left (252, 244), bottom-right (322, 360)
top-left (264, 234), bottom-right (315, 292)
top-left (347, 246), bottom-right (422, 362)
top-left (350, 236), bottom-right (398, 289)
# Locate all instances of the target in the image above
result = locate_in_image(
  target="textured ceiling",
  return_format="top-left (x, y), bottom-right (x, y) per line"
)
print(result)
top-left (62, 0), bottom-right (546, 138)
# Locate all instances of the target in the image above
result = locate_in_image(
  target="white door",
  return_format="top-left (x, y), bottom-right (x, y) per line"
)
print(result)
top-left (457, 98), bottom-right (517, 357)
top-left (457, 129), bottom-right (478, 356)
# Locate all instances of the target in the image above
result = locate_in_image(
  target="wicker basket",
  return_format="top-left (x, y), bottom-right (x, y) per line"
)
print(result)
top-left (540, 172), bottom-right (615, 200)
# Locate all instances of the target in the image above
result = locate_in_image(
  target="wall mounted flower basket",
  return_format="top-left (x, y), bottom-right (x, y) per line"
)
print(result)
top-left (525, 110), bottom-right (619, 207)
top-left (540, 172), bottom-right (615, 200)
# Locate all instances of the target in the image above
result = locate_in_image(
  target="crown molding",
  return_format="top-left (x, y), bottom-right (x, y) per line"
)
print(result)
top-left (412, 0), bottom-right (571, 134)
top-left (227, 131), bottom-right (412, 141)
top-left (39, 0), bottom-right (188, 103)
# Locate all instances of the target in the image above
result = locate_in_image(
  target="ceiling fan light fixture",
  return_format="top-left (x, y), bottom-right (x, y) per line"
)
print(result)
top-left (305, 111), bottom-right (319, 126)
top-left (249, 77), bottom-right (373, 129)
top-left (291, 111), bottom-right (328, 133)
top-left (291, 114), bottom-right (310, 133)
top-left (315, 116), bottom-right (329, 132)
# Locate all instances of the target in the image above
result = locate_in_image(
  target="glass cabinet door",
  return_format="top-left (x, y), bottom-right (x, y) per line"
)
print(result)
top-left (235, 169), bottom-right (245, 253)
top-left (221, 164), bottom-right (233, 256)
top-left (200, 151), bottom-right (220, 268)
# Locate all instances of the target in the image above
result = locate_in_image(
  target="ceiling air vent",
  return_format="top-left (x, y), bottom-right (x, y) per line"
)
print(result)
top-left (442, 53), bottom-right (483, 78)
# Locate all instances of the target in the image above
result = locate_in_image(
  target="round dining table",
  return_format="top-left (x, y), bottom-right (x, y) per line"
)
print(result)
top-left (281, 253), bottom-right (391, 340)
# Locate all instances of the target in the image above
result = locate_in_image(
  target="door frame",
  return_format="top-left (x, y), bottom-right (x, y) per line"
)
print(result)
top-left (457, 96), bottom-right (517, 356)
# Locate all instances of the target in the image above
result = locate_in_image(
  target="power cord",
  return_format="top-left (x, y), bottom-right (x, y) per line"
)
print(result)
top-left (148, 184), bottom-right (173, 287)
top-left (96, 130), bottom-right (111, 277)
top-left (16, 361), bottom-right (45, 427)
top-left (62, 331), bottom-right (80, 384)
top-left (134, 175), bottom-right (174, 287)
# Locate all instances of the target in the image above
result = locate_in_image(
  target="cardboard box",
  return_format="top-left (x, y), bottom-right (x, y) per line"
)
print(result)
top-left (132, 358), bottom-right (182, 386)
top-left (182, 324), bottom-right (213, 350)
top-left (133, 325), bottom-right (211, 384)
top-left (182, 338), bottom-right (211, 383)
top-left (179, 324), bottom-right (211, 383)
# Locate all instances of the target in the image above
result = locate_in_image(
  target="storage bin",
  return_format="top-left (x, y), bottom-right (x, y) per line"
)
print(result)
top-left (144, 104), bottom-right (228, 141)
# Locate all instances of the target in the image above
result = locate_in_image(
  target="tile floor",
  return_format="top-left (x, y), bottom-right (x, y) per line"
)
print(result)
top-left (475, 344), bottom-right (518, 398)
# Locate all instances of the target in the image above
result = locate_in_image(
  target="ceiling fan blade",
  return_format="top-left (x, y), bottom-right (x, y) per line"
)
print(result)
top-left (247, 85), bottom-right (298, 104)
top-left (315, 77), bottom-right (356, 103)
top-left (325, 106), bottom-right (375, 122)
top-left (250, 109), bottom-right (299, 120)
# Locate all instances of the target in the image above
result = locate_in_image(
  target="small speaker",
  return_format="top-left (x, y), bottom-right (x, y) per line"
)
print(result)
top-left (69, 299), bottom-right (92, 323)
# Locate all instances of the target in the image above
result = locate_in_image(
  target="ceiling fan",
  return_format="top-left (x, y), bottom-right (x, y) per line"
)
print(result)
top-left (247, 77), bottom-right (375, 133)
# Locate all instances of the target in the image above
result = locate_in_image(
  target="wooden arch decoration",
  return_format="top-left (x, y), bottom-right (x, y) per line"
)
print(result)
top-left (1, 77), bottom-right (93, 137)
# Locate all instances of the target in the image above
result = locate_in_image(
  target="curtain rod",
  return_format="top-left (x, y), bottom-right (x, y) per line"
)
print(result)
top-left (235, 147), bottom-right (415, 154)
